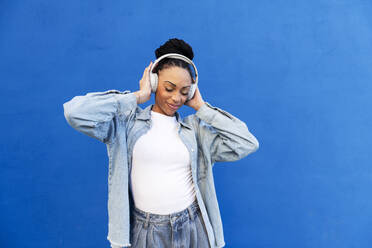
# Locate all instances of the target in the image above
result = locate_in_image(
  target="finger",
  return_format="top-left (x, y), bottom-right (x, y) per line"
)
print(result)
top-left (143, 66), bottom-right (149, 75)
top-left (148, 65), bottom-right (151, 74)
top-left (144, 62), bottom-right (152, 71)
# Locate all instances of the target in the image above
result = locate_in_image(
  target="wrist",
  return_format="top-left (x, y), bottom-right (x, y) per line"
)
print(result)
top-left (135, 90), bottom-right (151, 104)
top-left (194, 100), bottom-right (205, 111)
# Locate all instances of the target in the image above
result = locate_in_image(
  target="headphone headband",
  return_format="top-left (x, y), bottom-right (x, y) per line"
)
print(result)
top-left (150, 53), bottom-right (198, 85)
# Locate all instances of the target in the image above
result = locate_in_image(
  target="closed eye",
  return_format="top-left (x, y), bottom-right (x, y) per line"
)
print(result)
top-left (165, 87), bottom-right (189, 96)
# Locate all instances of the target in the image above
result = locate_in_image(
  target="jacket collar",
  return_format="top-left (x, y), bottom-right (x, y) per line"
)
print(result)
top-left (136, 104), bottom-right (192, 130)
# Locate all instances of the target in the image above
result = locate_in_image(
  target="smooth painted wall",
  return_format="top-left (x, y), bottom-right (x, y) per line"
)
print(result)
top-left (1, 0), bottom-right (371, 247)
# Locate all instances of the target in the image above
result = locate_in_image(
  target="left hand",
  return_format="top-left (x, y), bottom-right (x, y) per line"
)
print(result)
top-left (185, 85), bottom-right (205, 111)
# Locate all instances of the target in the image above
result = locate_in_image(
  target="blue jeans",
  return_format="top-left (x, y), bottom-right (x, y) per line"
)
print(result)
top-left (130, 200), bottom-right (210, 248)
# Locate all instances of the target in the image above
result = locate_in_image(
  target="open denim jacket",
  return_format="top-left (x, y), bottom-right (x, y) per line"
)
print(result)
top-left (63, 89), bottom-right (259, 247)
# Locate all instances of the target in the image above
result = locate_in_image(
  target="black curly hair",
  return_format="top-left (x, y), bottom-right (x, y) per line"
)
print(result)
top-left (153, 38), bottom-right (195, 83)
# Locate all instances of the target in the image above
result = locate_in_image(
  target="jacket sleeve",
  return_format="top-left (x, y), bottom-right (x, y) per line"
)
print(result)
top-left (193, 102), bottom-right (259, 163)
top-left (63, 89), bottom-right (137, 144)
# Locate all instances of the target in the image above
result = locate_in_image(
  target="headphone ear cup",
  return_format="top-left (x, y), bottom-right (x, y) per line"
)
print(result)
top-left (149, 72), bottom-right (158, 93)
top-left (188, 83), bottom-right (196, 100)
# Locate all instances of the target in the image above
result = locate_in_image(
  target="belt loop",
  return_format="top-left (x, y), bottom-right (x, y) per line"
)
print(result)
top-left (187, 206), bottom-right (194, 221)
top-left (143, 212), bottom-right (150, 229)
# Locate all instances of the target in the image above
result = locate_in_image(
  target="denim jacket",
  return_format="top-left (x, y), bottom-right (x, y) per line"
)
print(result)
top-left (63, 89), bottom-right (259, 247)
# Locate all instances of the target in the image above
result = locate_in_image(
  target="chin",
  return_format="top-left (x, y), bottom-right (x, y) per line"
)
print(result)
top-left (166, 109), bottom-right (176, 116)
top-left (160, 105), bottom-right (174, 116)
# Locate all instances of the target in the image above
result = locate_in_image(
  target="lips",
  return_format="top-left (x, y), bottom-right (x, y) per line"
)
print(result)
top-left (167, 103), bottom-right (180, 111)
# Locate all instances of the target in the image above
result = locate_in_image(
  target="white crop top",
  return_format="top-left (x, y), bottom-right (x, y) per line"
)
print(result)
top-left (130, 110), bottom-right (196, 214)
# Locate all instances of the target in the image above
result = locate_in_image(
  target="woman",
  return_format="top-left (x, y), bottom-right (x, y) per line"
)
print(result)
top-left (63, 38), bottom-right (259, 248)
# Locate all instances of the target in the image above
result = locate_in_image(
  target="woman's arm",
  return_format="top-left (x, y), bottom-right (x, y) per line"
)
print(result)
top-left (185, 86), bottom-right (259, 164)
top-left (63, 62), bottom-right (153, 144)
top-left (110, 244), bottom-right (124, 248)
top-left (193, 102), bottom-right (259, 163)
top-left (63, 90), bottom-right (138, 144)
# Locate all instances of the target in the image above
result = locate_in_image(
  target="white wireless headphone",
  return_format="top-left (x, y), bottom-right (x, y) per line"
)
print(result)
top-left (149, 53), bottom-right (198, 101)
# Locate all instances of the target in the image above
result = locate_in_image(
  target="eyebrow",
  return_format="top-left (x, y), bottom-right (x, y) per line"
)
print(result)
top-left (164, 81), bottom-right (191, 89)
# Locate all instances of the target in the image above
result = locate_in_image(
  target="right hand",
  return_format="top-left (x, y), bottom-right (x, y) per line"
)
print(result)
top-left (135, 61), bottom-right (153, 104)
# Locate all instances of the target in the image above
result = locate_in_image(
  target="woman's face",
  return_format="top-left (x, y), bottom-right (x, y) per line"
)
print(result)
top-left (152, 66), bottom-right (192, 116)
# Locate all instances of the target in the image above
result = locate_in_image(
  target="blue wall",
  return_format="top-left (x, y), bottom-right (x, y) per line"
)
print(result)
top-left (1, 0), bottom-right (371, 247)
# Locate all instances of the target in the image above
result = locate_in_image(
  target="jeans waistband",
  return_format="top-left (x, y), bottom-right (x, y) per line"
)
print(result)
top-left (131, 199), bottom-right (199, 225)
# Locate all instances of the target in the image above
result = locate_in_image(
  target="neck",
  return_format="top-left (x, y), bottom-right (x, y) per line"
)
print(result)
top-left (151, 104), bottom-right (175, 117)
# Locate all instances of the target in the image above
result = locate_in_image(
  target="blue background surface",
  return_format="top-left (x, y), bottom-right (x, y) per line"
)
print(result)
top-left (1, 0), bottom-right (371, 247)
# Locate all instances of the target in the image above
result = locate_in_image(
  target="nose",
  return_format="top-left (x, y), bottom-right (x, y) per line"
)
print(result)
top-left (171, 92), bottom-right (182, 104)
